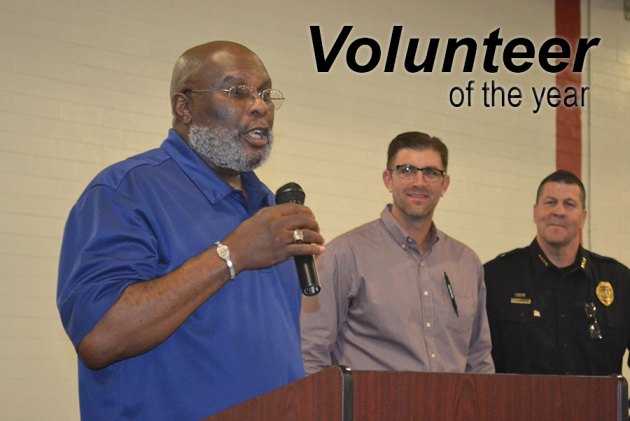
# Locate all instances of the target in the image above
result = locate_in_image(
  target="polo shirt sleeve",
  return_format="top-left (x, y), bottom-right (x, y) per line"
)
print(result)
top-left (57, 185), bottom-right (158, 348)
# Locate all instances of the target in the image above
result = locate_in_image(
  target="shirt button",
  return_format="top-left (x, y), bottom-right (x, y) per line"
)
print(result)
top-left (431, 353), bottom-right (436, 359)
top-left (423, 291), bottom-right (429, 296)
top-left (562, 343), bottom-right (568, 349)
top-left (420, 262), bottom-right (425, 267)
top-left (426, 322), bottom-right (431, 328)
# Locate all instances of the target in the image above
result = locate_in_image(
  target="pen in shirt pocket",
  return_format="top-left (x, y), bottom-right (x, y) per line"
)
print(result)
top-left (444, 272), bottom-right (459, 317)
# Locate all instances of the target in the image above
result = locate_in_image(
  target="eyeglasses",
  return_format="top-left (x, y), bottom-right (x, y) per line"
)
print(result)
top-left (584, 302), bottom-right (603, 340)
top-left (186, 85), bottom-right (285, 109)
top-left (389, 164), bottom-right (446, 181)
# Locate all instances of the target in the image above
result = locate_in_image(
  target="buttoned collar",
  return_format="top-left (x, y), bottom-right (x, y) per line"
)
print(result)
top-left (380, 204), bottom-right (439, 254)
top-left (529, 238), bottom-right (588, 278)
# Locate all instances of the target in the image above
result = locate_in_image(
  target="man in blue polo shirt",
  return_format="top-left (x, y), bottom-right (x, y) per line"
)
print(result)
top-left (57, 41), bottom-right (325, 420)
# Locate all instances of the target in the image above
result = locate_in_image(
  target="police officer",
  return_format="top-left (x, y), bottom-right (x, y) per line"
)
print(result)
top-left (484, 170), bottom-right (630, 375)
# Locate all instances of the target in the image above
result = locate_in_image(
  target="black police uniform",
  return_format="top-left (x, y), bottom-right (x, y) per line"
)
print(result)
top-left (484, 239), bottom-right (630, 375)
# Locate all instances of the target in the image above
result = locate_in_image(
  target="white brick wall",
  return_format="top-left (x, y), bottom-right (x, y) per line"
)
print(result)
top-left (0, 0), bottom-right (627, 419)
top-left (588, 3), bottom-right (630, 263)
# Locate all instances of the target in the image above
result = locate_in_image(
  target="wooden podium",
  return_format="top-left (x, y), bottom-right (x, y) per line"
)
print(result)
top-left (205, 366), bottom-right (628, 420)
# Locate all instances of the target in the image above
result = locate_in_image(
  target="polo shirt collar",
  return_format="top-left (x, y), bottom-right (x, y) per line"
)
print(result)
top-left (160, 129), bottom-right (272, 209)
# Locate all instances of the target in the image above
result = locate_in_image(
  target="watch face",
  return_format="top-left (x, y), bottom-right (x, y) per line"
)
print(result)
top-left (216, 242), bottom-right (235, 279)
top-left (217, 244), bottom-right (229, 258)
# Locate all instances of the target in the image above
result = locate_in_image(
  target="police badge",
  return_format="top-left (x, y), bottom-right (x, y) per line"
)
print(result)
top-left (595, 281), bottom-right (614, 307)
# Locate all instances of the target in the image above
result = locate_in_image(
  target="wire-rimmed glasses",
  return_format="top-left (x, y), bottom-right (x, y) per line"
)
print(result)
top-left (186, 84), bottom-right (285, 109)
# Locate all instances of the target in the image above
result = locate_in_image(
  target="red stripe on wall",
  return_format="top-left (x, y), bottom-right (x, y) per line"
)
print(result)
top-left (555, 0), bottom-right (582, 177)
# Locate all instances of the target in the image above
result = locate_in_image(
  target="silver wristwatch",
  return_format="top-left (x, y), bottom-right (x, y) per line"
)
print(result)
top-left (215, 241), bottom-right (235, 280)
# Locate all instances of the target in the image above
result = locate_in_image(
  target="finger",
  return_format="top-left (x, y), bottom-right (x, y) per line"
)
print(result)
top-left (274, 203), bottom-right (315, 217)
top-left (294, 229), bottom-right (324, 246)
top-left (282, 213), bottom-right (320, 233)
top-left (285, 228), bottom-right (324, 246)
top-left (290, 228), bottom-right (305, 244)
top-left (287, 242), bottom-right (326, 256)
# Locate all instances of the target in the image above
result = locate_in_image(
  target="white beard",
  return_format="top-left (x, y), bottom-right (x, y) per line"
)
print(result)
top-left (188, 124), bottom-right (273, 172)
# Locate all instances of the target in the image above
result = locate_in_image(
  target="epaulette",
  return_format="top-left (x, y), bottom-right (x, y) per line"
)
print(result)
top-left (493, 247), bottom-right (527, 260)
top-left (588, 250), bottom-right (619, 264)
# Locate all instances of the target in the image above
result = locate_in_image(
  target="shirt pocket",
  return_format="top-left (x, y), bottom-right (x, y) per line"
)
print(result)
top-left (493, 299), bottom-right (548, 342)
top-left (501, 301), bottom-right (541, 323)
top-left (599, 303), bottom-right (625, 328)
top-left (445, 287), bottom-right (477, 334)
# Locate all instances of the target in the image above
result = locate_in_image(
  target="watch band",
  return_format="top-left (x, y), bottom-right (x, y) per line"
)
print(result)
top-left (215, 241), bottom-right (235, 280)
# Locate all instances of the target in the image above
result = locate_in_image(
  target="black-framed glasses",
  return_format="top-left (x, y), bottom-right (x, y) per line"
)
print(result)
top-left (584, 302), bottom-right (603, 340)
top-left (186, 85), bottom-right (285, 109)
top-left (389, 164), bottom-right (446, 181)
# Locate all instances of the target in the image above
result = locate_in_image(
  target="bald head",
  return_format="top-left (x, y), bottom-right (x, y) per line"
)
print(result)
top-left (169, 41), bottom-right (274, 136)
top-left (170, 41), bottom-right (266, 98)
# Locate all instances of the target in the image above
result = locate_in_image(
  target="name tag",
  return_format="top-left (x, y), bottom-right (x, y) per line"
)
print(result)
top-left (510, 298), bottom-right (532, 304)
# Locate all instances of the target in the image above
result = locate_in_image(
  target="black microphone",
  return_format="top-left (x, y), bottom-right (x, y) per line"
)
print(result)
top-left (275, 182), bottom-right (321, 296)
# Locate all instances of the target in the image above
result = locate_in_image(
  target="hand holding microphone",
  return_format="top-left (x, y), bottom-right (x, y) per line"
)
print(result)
top-left (219, 182), bottom-right (323, 290)
top-left (275, 182), bottom-right (322, 296)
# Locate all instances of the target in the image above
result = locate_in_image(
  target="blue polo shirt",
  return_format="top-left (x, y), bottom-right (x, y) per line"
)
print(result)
top-left (57, 129), bottom-right (304, 420)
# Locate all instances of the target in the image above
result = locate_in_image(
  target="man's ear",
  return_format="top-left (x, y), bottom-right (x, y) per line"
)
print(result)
top-left (382, 169), bottom-right (393, 192)
top-left (440, 174), bottom-right (451, 197)
top-left (172, 93), bottom-right (192, 124)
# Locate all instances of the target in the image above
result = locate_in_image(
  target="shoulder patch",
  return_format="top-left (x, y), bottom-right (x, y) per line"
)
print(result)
top-left (588, 251), bottom-right (618, 264)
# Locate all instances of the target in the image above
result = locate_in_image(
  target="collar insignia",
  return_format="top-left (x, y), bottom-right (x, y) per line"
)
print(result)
top-left (537, 253), bottom-right (549, 267)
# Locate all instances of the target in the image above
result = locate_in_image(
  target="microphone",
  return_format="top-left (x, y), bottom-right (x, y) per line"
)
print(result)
top-left (275, 182), bottom-right (321, 296)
